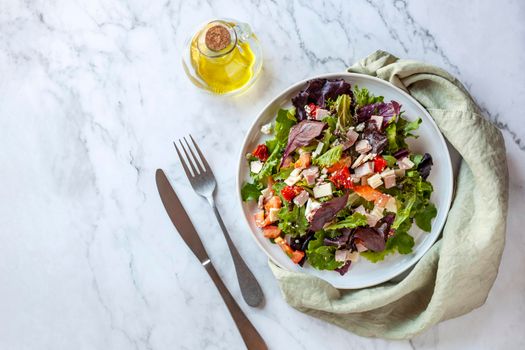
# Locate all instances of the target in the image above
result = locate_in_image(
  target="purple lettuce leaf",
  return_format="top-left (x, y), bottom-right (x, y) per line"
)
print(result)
top-left (309, 193), bottom-right (349, 231)
top-left (353, 227), bottom-right (385, 252)
top-left (281, 120), bottom-right (326, 163)
top-left (363, 123), bottom-right (388, 154)
top-left (292, 79), bottom-right (352, 120)
top-left (291, 91), bottom-right (309, 121)
top-left (393, 148), bottom-right (409, 159)
top-left (357, 100), bottom-right (401, 124)
top-left (323, 228), bottom-right (352, 248)
top-left (335, 260), bottom-right (351, 275)
top-left (417, 153), bottom-right (433, 180)
top-left (374, 213), bottom-right (395, 238)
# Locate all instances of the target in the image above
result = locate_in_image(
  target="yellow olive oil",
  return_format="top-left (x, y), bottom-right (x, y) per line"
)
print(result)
top-left (190, 40), bottom-right (255, 94)
top-left (182, 19), bottom-right (262, 96)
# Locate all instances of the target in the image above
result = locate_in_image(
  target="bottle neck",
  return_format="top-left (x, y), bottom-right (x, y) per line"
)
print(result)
top-left (196, 20), bottom-right (237, 58)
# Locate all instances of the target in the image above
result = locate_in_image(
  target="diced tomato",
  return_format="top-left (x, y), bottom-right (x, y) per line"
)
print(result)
top-left (326, 157), bottom-right (352, 173)
top-left (254, 211), bottom-right (266, 228)
top-left (353, 185), bottom-right (392, 207)
top-left (353, 185), bottom-right (382, 202)
top-left (275, 237), bottom-right (294, 257)
top-left (294, 152), bottom-right (311, 169)
top-left (281, 185), bottom-right (302, 201)
top-left (291, 250), bottom-right (305, 264)
top-left (264, 196), bottom-right (282, 212)
top-left (374, 156), bottom-right (388, 173)
top-left (252, 144), bottom-right (269, 162)
top-left (330, 167), bottom-right (354, 189)
top-left (263, 225), bottom-right (282, 238)
top-left (308, 103), bottom-right (318, 117)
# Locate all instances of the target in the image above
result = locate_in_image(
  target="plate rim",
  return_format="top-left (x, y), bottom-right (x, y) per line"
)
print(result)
top-left (236, 72), bottom-right (454, 289)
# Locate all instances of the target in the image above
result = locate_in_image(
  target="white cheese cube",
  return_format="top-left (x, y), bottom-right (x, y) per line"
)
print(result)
top-left (257, 195), bottom-right (264, 209)
top-left (356, 243), bottom-right (368, 252)
top-left (305, 199), bottom-right (322, 222)
top-left (367, 173), bottom-right (383, 189)
top-left (260, 122), bottom-right (272, 134)
top-left (346, 129), bottom-right (359, 147)
top-left (347, 251), bottom-right (360, 262)
top-left (370, 205), bottom-right (384, 219)
top-left (302, 166), bottom-right (319, 186)
top-left (394, 168), bottom-right (406, 177)
top-left (355, 139), bottom-right (372, 154)
top-left (250, 160), bottom-right (263, 174)
top-left (268, 208), bottom-right (280, 222)
top-left (293, 190), bottom-right (310, 207)
top-left (261, 187), bottom-right (273, 201)
top-left (383, 174), bottom-right (396, 189)
top-left (351, 154), bottom-right (365, 168)
top-left (315, 108), bottom-right (330, 120)
top-left (313, 183), bottom-right (333, 198)
top-left (354, 205), bottom-right (367, 215)
top-left (312, 142), bottom-right (324, 157)
top-left (385, 197), bottom-right (397, 213)
top-left (354, 161), bottom-right (374, 178)
top-left (355, 123), bottom-right (365, 132)
top-left (365, 205), bottom-right (384, 227)
top-left (381, 169), bottom-right (395, 178)
top-left (284, 168), bottom-right (302, 186)
top-left (335, 250), bottom-right (349, 262)
top-left (397, 157), bottom-right (415, 170)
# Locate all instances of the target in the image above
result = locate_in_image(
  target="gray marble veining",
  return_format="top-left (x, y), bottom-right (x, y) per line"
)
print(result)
top-left (0, 0), bottom-right (523, 349)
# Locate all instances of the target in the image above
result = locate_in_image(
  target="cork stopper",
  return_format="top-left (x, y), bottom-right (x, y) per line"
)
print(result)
top-left (205, 25), bottom-right (231, 51)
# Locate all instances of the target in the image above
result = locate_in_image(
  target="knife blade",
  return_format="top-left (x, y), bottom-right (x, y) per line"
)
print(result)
top-left (155, 169), bottom-right (209, 265)
top-left (155, 169), bottom-right (268, 350)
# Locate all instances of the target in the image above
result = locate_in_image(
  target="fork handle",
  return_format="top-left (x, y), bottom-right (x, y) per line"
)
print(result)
top-left (204, 261), bottom-right (267, 350)
top-left (207, 197), bottom-right (265, 307)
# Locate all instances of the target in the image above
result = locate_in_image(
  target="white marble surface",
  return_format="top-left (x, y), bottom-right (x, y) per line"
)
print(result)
top-left (0, 0), bottom-right (524, 349)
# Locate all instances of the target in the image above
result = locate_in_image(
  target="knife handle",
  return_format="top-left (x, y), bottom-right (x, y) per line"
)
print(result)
top-left (204, 261), bottom-right (267, 350)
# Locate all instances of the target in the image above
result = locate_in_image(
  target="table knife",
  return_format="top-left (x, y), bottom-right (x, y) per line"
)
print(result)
top-left (155, 169), bottom-right (267, 350)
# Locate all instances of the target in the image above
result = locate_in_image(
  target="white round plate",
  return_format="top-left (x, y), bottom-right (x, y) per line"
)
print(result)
top-left (236, 73), bottom-right (453, 289)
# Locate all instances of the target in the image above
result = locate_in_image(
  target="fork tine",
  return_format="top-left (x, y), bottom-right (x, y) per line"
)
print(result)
top-left (174, 141), bottom-right (196, 177)
top-left (178, 139), bottom-right (200, 176)
top-left (183, 136), bottom-right (206, 174)
top-left (189, 134), bottom-right (211, 172)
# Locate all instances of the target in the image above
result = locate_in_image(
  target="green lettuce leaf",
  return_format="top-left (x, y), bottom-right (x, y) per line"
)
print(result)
top-left (362, 169), bottom-right (435, 262)
top-left (306, 231), bottom-right (343, 270)
top-left (314, 145), bottom-right (342, 167)
top-left (324, 212), bottom-right (368, 230)
top-left (271, 181), bottom-right (287, 202)
top-left (334, 94), bottom-right (353, 130)
top-left (240, 182), bottom-right (262, 202)
top-left (275, 108), bottom-right (297, 144)
top-left (278, 205), bottom-right (309, 237)
top-left (253, 144), bottom-right (282, 181)
top-left (383, 154), bottom-right (397, 167)
top-left (273, 166), bottom-right (293, 181)
top-left (415, 202), bottom-right (437, 232)
top-left (354, 85), bottom-right (384, 107)
top-left (385, 116), bottom-right (422, 153)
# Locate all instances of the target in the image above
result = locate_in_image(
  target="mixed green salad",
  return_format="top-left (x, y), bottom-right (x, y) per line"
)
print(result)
top-left (241, 79), bottom-right (436, 275)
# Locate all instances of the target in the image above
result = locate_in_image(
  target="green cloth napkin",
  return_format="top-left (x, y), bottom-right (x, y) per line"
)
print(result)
top-left (269, 50), bottom-right (508, 339)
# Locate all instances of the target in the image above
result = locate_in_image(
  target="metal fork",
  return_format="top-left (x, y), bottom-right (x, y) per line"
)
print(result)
top-left (174, 135), bottom-right (264, 307)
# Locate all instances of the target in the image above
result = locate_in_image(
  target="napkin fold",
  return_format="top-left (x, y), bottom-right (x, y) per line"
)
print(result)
top-left (269, 50), bottom-right (508, 339)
